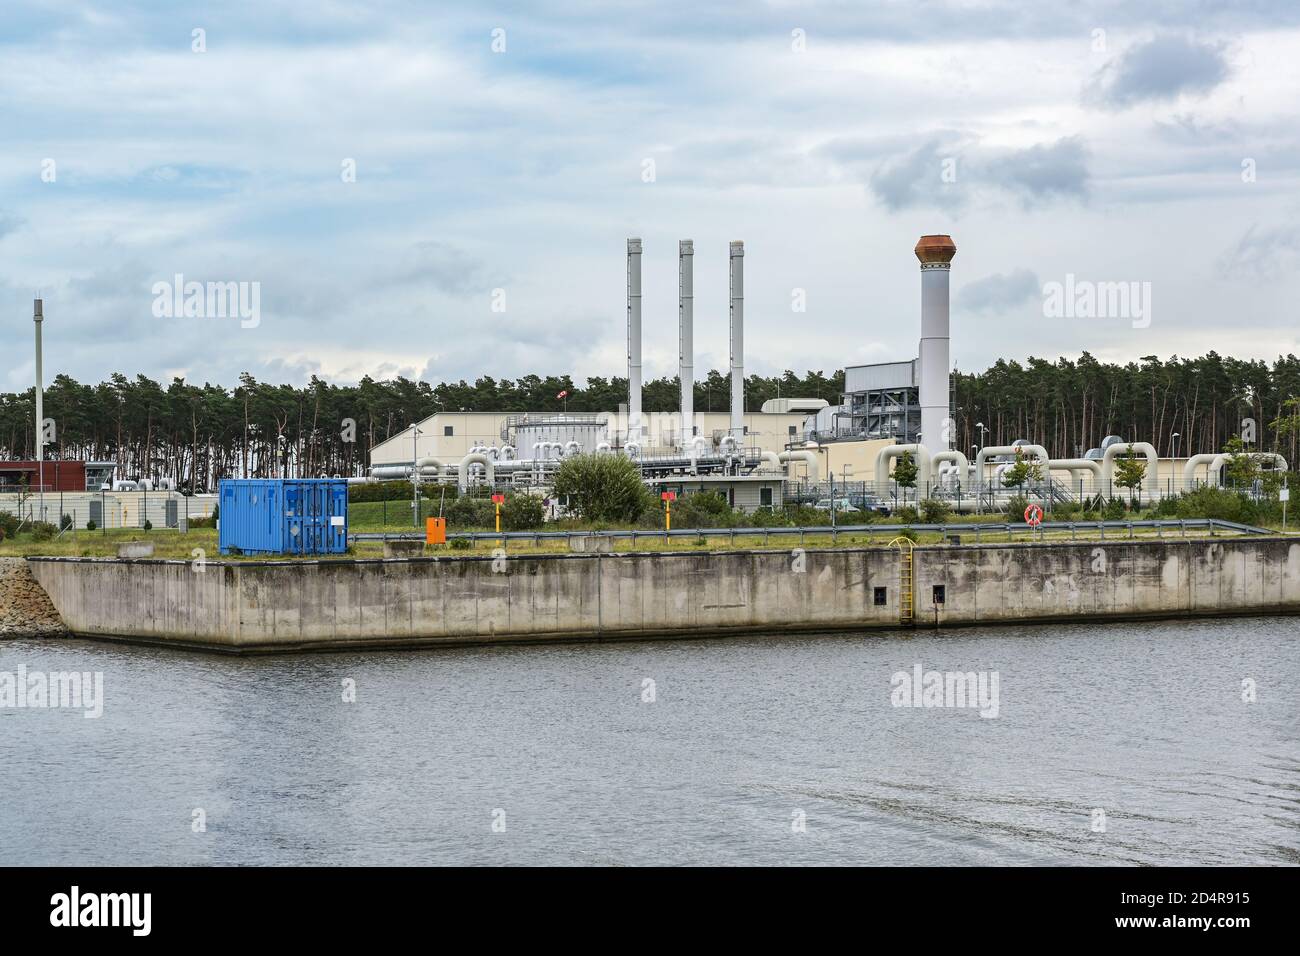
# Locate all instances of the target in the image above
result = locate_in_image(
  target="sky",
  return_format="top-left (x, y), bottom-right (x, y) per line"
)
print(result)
top-left (2, 0), bottom-right (1299, 392)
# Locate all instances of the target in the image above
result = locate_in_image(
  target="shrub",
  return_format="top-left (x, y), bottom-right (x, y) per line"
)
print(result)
top-left (60, 513), bottom-right (74, 531)
top-left (672, 491), bottom-right (738, 529)
top-left (449, 537), bottom-right (472, 550)
top-left (501, 493), bottom-right (545, 531)
top-left (29, 521), bottom-right (58, 541)
top-left (444, 496), bottom-right (495, 528)
top-left (785, 504), bottom-right (830, 527)
top-left (1102, 497), bottom-right (1128, 520)
top-left (894, 505), bottom-right (919, 524)
top-left (0, 527), bottom-right (5, 543)
top-left (1174, 486), bottom-right (1254, 523)
top-left (552, 454), bottom-right (655, 523)
top-left (919, 499), bottom-right (951, 524)
top-left (86, 519), bottom-right (97, 531)
top-left (0, 511), bottom-right (19, 538)
top-left (1005, 494), bottom-right (1030, 520)
top-left (1053, 500), bottom-right (1082, 520)
top-left (143, 519), bottom-right (153, 531)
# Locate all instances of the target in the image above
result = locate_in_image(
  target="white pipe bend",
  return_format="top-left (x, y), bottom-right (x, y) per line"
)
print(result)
top-left (873, 443), bottom-right (931, 496)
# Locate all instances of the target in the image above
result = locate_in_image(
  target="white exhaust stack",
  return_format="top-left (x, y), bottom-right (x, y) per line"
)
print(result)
top-left (916, 235), bottom-right (956, 452)
top-left (728, 240), bottom-right (744, 439)
top-left (678, 239), bottom-right (694, 445)
top-left (626, 237), bottom-right (643, 440)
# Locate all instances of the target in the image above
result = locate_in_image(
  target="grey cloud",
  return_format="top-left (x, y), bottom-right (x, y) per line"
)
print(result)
top-left (1087, 34), bottom-right (1230, 109)
top-left (867, 139), bottom-right (967, 212)
top-left (385, 240), bottom-right (490, 297)
top-left (0, 212), bottom-right (24, 239)
top-left (986, 137), bottom-right (1089, 204)
top-left (1217, 222), bottom-right (1300, 279)
top-left (957, 269), bottom-right (1040, 313)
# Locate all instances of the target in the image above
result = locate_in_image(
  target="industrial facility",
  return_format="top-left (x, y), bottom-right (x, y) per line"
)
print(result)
top-left (361, 233), bottom-right (1284, 513)
top-left (3, 234), bottom-right (1287, 533)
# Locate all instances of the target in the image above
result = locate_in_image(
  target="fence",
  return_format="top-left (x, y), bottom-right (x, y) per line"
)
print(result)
top-left (352, 517), bottom-right (1273, 547)
top-left (0, 490), bottom-right (191, 533)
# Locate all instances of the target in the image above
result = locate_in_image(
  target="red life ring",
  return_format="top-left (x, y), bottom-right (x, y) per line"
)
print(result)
top-left (1024, 503), bottom-right (1044, 527)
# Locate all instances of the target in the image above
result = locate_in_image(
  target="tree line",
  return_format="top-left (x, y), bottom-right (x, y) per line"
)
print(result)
top-left (0, 368), bottom-right (844, 490)
top-left (1, 353), bottom-right (1296, 492)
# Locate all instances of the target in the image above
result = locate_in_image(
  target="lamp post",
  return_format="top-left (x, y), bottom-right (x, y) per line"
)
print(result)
top-left (34, 298), bottom-right (45, 524)
top-left (411, 425), bottom-right (422, 529)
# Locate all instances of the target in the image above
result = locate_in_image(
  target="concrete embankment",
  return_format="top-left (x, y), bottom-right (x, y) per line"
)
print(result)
top-left (23, 537), bottom-right (1300, 653)
top-left (0, 557), bottom-right (68, 638)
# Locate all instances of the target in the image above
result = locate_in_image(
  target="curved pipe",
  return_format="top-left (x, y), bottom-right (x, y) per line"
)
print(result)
top-left (564, 441), bottom-right (582, 458)
top-left (1047, 458), bottom-right (1102, 493)
top-left (974, 444), bottom-right (1048, 492)
top-left (873, 444), bottom-right (931, 496)
top-left (1192, 451), bottom-right (1290, 487)
top-left (758, 451), bottom-right (782, 473)
top-left (1101, 441), bottom-right (1159, 499)
top-left (719, 435), bottom-right (739, 455)
top-left (625, 441), bottom-right (641, 460)
top-left (1183, 453), bottom-right (1220, 488)
top-left (691, 435), bottom-right (708, 458)
top-left (458, 452), bottom-right (495, 492)
top-left (417, 456), bottom-right (445, 478)
top-left (499, 445), bottom-right (516, 461)
top-left (779, 450), bottom-right (821, 484)
top-left (930, 450), bottom-right (969, 488)
top-left (596, 442), bottom-right (612, 454)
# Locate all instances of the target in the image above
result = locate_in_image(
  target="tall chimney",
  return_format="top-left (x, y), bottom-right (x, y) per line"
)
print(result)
top-left (728, 240), bottom-right (744, 438)
top-left (626, 238), bottom-right (642, 439)
top-left (678, 239), bottom-right (694, 445)
top-left (915, 234), bottom-right (956, 452)
top-left (33, 297), bottom-right (45, 506)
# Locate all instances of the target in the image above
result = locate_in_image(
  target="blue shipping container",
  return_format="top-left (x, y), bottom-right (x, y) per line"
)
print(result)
top-left (218, 479), bottom-right (349, 555)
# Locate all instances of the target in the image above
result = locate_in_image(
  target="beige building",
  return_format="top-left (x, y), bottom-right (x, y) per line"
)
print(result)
top-left (370, 410), bottom-right (809, 466)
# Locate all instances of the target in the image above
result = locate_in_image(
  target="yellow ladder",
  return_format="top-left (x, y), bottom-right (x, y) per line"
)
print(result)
top-left (889, 537), bottom-right (915, 626)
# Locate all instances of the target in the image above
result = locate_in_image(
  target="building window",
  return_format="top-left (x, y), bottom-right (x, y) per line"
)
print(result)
top-left (932, 585), bottom-right (946, 605)
top-left (443, 426), bottom-right (454, 437)
top-left (874, 587), bottom-right (887, 606)
top-left (760, 487), bottom-right (772, 507)
top-left (743, 426), bottom-right (749, 435)
top-left (788, 425), bottom-right (797, 435)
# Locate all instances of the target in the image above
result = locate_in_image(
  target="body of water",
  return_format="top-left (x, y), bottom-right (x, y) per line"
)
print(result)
top-left (2, 617), bottom-right (1296, 865)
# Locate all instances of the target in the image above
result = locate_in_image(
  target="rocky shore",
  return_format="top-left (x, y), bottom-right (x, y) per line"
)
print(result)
top-left (0, 557), bottom-right (67, 637)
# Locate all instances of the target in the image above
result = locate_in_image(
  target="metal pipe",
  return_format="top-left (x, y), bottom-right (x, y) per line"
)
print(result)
top-left (779, 449), bottom-right (821, 484)
top-left (627, 237), bottom-right (643, 441)
top-left (873, 443), bottom-right (931, 496)
top-left (729, 240), bottom-right (744, 438)
top-left (1100, 441), bottom-right (1160, 499)
top-left (33, 298), bottom-right (44, 511)
top-left (679, 239), bottom-right (694, 446)
top-left (458, 452), bottom-right (495, 493)
top-left (974, 444), bottom-right (1049, 492)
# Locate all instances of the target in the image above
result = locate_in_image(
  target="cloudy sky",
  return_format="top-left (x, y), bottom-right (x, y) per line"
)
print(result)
top-left (3, 0), bottom-right (1299, 392)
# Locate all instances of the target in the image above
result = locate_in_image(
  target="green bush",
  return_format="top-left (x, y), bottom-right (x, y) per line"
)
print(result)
top-left (785, 504), bottom-right (831, 527)
top-left (86, 519), bottom-right (97, 531)
top-left (444, 496), bottom-right (496, 528)
top-left (449, 537), bottom-right (472, 550)
top-left (1102, 497), bottom-right (1128, 520)
top-left (552, 454), bottom-right (655, 523)
top-left (0, 512), bottom-right (19, 538)
top-left (142, 519), bottom-right (153, 531)
top-left (1005, 494), bottom-right (1030, 520)
top-left (60, 513), bottom-right (74, 531)
top-left (894, 505), bottom-right (919, 524)
top-left (29, 521), bottom-right (58, 541)
top-left (672, 491), bottom-right (738, 529)
top-left (1052, 500), bottom-right (1082, 520)
top-left (1173, 486), bottom-right (1266, 523)
top-left (919, 499), bottom-right (951, 524)
top-left (501, 493), bottom-right (545, 531)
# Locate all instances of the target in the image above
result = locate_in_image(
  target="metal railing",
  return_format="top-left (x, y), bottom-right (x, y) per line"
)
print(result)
top-left (351, 517), bottom-right (1274, 547)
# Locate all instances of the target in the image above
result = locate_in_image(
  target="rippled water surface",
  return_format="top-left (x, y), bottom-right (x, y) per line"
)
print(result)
top-left (2, 617), bottom-right (1297, 865)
